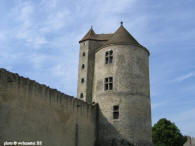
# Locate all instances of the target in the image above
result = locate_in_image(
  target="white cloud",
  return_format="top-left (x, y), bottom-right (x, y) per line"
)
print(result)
top-left (94, 0), bottom-right (137, 32)
top-left (12, 2), bottom-right (34, 29)
top-left (29, 53), bottom-right (50, 69)
top-left (7, 0), bottom-right (74, 50)
top-left (11, 2), bottom-right (47, 48)
top-left (18, 3), bottom-right (33, 22)
top-left (50, 64), bottom-right (66, 77)
top-left (40, 10), bottom-right (71, 33)
top-left (173, 73), bottom-right (194, 82)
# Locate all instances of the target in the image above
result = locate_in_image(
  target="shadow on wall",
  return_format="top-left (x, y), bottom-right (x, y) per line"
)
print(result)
top-left (96, 108), bottom-right (152, 146)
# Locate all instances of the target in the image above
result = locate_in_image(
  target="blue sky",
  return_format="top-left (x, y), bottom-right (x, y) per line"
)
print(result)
top-left (0, 0), bottom-right (194, 137)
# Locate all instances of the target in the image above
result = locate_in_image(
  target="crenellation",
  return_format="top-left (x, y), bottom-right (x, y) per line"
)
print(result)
top-left (75, 98), bottom-right (80, 112)
top-left (19, 77), bottom-right (26, 89)
top-left (25, 79), bottom-right (30, 97)
top-left (34, 81), bottom-right (41, 97)
top-left (56, 92), bottom-right (61, 104)
top-left (62, 93), bottom-right (68, 107)
top-left (44, 86), bottom-right (50, 102)
top-left (0, 68), bottom-right (96, 115)
top-left (72, 97), bottom-right (76, 112)
top-left (37, 84), bottom-right (43, 97)
top-left (50, 89), bottom-right (56, 103)
top-left (49, 88), bottom-right (52, 104)
top-left (0, 68), bottom-right (97, 146)
top-left (59, 92), bottom-right (63, 104)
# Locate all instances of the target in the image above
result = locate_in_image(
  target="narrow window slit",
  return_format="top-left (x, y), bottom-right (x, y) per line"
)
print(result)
top-left (82, 64), bottom-right (85, 69)
top-left (81, 78), bottom-right (84, 83)
top-left (113, 105), bottom-right (119, 119)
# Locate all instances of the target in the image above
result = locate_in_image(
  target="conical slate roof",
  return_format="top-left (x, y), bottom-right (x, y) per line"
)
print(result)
top-left (103, 24), bottom-right (140, 46)
top-left (79, 24), bottom-right (149, 54)
top-left (79, 27), bottom-right (96, 42)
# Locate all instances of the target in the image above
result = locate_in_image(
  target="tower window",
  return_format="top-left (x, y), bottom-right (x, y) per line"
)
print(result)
top-left (82, 52), bottom-right (85, 56)
top-left (81, 64), bottom-right (85, 69)
top-left (104, 77), bottom-right (113, 91)
top-left (81, 78), bottom-right (85, 83)
top-left (105, 50), bottom-right (113, 64)
top-left (113, 105), bottom-right (119, 119)
top-left (80, 93), bottom-right (83, 98)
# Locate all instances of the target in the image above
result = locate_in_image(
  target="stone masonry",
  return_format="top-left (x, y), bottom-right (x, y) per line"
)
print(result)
top-left (78, 23), bottom-right (153, 146)
top-left (0, 23), bottom-right (152, 146)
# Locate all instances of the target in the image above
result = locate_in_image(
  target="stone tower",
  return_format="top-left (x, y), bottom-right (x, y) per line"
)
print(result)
top-left (77, 27), bottom-right (112, 103)
top-left (78, 23), bottom-right (152, 146)
top-left (77, 27), bottom-right (95, 103)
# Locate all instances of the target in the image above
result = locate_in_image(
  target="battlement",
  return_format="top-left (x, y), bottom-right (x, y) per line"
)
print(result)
top-left (0, 68), bottom-right (97, 116)
top-left (0, 68), bottom-right (97, 146)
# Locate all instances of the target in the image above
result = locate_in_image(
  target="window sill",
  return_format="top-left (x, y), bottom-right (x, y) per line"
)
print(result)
top-left (113, 119), bottom-right (120, 122)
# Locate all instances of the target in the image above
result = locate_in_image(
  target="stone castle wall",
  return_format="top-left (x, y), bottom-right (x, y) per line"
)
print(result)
top-left (0, 69), bottom-right (97, 146)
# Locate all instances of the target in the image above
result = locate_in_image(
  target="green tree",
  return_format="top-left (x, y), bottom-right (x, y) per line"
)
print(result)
top-left (152, 118), bottom-right (187, 146)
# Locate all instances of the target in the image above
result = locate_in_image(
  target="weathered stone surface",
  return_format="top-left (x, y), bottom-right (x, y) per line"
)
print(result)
top-left (0, 24), bottom-right (153, 146)
top-left (93, 44), bottom-right (152, 146)
top-left (0, 69), bottom-right (97, 146)
top-left (77, 40), bottom-right (106, 103)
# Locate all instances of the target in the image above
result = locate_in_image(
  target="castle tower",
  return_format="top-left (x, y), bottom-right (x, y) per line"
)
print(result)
top-left (77, 28), bottom-right (96, 103)
top-left (77, 27), bottom-right (112, 103)
top-left (92, 23), bottom-right (153, 146)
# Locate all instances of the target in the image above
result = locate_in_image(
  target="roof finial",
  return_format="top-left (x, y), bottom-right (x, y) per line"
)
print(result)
top-left (91, 25), bottom-right (93, 29)
top-left (120, 21), bottom-right (123, 26)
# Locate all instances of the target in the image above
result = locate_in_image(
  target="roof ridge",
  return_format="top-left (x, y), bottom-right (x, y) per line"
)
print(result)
top-left (79, 28), bottom-right (113, 43)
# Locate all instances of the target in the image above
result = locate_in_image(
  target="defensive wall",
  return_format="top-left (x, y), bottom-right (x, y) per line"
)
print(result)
top-left (0, 68), bottom-right (97, 146)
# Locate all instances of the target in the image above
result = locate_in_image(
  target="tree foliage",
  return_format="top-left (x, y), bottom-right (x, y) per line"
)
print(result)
top-left (152, 118), bottom-right (187, 146)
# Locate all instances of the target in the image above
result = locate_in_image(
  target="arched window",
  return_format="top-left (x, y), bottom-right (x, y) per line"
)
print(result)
top-left (82, 52), bottom-right (85, 56)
